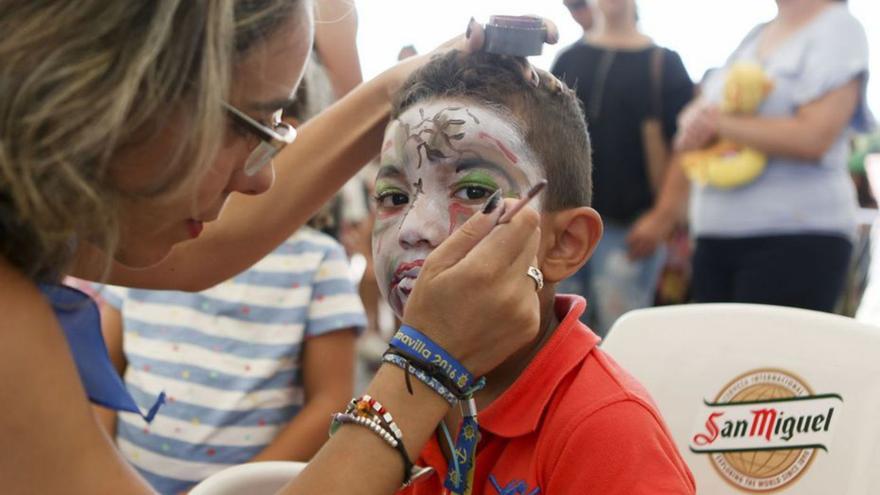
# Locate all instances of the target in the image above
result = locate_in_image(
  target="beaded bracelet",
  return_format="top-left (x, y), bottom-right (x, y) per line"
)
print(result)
top-left (383, 352), bottom-right (459, 405)
top-left (330, 395), bottom-right (416, 486)
top-left (347, 395), bottom-right (403, 441)
top-left (331, 412), bottom-right (398, 447)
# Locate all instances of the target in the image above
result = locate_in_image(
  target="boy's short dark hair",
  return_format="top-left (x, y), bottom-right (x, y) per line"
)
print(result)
top-left (391, 51), bottom-right (592, 211)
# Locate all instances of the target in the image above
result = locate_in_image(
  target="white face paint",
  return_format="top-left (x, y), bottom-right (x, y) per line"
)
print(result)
top-left (372, 98), bottom-right (545, 317)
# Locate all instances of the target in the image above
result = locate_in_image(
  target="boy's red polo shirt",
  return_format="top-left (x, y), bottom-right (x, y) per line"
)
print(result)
top-left (398, 295), bottom-right (695, 495)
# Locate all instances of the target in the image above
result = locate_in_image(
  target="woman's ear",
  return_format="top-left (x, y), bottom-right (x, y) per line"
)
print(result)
top-left (538, 207), bottom-right (603, 284)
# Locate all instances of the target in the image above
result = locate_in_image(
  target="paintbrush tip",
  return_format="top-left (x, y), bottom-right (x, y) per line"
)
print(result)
top-left (527, 179), bottom-right (548, 197)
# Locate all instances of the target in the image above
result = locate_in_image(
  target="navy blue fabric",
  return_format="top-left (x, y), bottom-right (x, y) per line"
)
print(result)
top-left (40, 283), bottom-right (165, 422)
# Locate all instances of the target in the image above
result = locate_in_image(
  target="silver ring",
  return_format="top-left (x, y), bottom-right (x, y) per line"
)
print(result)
top-left (526, 266), bottom-right (544, 291)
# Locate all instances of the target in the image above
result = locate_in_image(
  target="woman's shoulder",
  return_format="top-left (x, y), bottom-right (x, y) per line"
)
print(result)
top-left (0, 258), bottom-right (49, 316)
top-left (799, 4), bottom-right (867, 48)
top-left (554, 40), bottom-right (594, 60)
top-left (0, 261), bottom-right (67, 349)
top-left (657, 45), bottom-right (686, 67)
top-left (819, 3), bottom-right (865, 30)
top-left (802, 4), bottom-right (869, 64)
top-left (551, 40), bottom-right (597, 75)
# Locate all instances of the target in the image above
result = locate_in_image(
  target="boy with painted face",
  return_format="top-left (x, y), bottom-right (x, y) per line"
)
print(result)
top-left (373, 52), bottom-right (695, 494)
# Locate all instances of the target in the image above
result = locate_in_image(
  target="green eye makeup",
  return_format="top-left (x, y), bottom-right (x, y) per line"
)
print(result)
top-left (374, 180), bottom-right (402, 195)
top-left (456, 170), bottom-right (500, 191)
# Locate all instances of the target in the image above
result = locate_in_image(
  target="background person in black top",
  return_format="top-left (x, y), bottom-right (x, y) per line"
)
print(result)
top-left (563, 0), bottom-right (595, 32)
top-left (552, 0), bottom-right (694, 336)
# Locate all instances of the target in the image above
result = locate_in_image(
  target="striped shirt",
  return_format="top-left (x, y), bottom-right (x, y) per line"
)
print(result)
top-left (100, 227), bottom-right (366, 494)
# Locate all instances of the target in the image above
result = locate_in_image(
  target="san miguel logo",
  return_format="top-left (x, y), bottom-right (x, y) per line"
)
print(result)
top-left (689, 369), bottom-right (843, 492)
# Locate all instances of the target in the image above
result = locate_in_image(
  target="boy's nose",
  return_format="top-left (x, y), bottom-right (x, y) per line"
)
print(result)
top-left (397, 198), bottom-right (448, 249)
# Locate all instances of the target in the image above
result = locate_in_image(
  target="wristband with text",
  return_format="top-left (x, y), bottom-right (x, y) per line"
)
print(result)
top-left (390, 324), bottom-right (477, 391)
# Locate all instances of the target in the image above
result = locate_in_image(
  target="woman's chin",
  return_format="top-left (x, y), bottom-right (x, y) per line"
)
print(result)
top-left (113, 243), bottom-right (174, 269)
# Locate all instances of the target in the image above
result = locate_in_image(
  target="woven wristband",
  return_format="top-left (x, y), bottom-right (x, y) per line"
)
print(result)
top-left (390, 325), bottom-right (476, 391)
top-left (383, 352), bottom-right (459, 405)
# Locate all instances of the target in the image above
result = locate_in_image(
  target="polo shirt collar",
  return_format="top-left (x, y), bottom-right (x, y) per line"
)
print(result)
top-left (478, 294), bottom-right (600, 438)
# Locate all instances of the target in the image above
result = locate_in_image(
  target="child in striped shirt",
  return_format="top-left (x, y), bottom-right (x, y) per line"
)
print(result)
top-left (92, 226), bottom-right (365, 494)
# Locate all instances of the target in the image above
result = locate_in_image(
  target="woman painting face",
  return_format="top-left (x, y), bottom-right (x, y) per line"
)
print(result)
top-left (372, 98), bottom-right (545, 317)
top-left (110, 8), bottom-right (312, 268)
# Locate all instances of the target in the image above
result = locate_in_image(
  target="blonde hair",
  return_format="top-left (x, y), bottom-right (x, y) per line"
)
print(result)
top-left (0, 0), bottom-right (302, 280)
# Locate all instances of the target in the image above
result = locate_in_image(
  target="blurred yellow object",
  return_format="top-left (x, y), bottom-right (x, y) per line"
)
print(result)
top-left (682, 62), bottom-right (773, 189)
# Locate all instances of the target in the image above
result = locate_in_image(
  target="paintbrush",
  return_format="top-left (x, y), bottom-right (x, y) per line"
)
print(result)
top-left (496, 179), bottom-right (547, 224)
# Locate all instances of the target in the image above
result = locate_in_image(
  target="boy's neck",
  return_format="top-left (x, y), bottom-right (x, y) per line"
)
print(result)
top-left (479, 294), bottom-right (559, 405)
top-left (445, 291), bottom-right (559, 421)
top-left (436, 292), bottom-right (559, 464)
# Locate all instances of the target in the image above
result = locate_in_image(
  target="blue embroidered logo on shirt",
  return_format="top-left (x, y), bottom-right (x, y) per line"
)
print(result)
top-left (488, 474), bottom-right (540, 495)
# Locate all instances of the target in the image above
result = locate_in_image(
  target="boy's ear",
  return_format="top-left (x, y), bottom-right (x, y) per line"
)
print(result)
top-left (538, 207), bottom-right (603, 284)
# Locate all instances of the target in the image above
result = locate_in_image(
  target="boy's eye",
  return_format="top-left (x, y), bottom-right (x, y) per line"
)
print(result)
top-left (375, 191), bottom-right (409, 208)
top-left (453, 185), bottom-right (495, 201)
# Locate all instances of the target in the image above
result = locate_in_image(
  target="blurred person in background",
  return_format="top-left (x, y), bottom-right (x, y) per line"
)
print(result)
top-left (563, 0), bottom-right (595, 33)
top-left (397, 44), bottom-right (418, 61)
top-left (288, 0), bottom-right (364, 241)
top-left (313, 0), bottom-right (362, 100)
top-left (855, 148), bottom-right (880, 323)
top-left (552, 0), bottom-right (694, 336)
top-left (647, 0), bottom-right (872, 312)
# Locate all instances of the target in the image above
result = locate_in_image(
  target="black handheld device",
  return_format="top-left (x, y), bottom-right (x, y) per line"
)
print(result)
top-left (482, 15), bottom-right (546, 57)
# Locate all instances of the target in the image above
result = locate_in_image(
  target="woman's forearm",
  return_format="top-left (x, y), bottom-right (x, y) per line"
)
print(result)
top-left (718, 79), bottom-right (861, 162)
top-left (253, 331), bottom-right (356, 462)
top-left (654, 155), bottom-right (690, 220)
top-left (250, 396), bottom-right (341, 463)
top-left (283, 365), bottom-right (450, 494)
top-left (719, 114), bottom-right (827, 161)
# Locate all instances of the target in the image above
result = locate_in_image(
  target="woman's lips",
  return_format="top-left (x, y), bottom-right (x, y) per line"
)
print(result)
top-left (186, 219), bottom-right (204, 239)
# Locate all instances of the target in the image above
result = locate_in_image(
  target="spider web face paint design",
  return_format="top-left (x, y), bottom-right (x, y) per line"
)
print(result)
top-left (401, 106), bottom-right (481, 168)
top-left (372, 99), bottom-right (545, 318)
top-left (396, 178), bottom-right (425, 233)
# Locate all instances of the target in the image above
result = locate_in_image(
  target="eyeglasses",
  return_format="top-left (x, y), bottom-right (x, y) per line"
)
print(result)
top-left (222, 102), bottom-right (297, 177)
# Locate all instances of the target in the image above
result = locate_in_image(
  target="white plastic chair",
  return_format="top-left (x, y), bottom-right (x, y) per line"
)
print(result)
top-left (602, 304), bottom-right (880, 494)
top-left (189, 461), bottom-right (306, 495)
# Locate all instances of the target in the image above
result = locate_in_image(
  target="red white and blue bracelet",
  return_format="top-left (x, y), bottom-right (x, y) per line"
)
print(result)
top-left (329, 394), bottom-right (431, 487)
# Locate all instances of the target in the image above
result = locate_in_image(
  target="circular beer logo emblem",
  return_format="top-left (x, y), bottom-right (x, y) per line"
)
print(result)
top-left (689, 369), bottom-right (842, 493)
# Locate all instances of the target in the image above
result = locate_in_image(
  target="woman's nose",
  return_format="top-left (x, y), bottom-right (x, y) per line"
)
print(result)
top-left (228, 160), bottom-right (275, 196)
